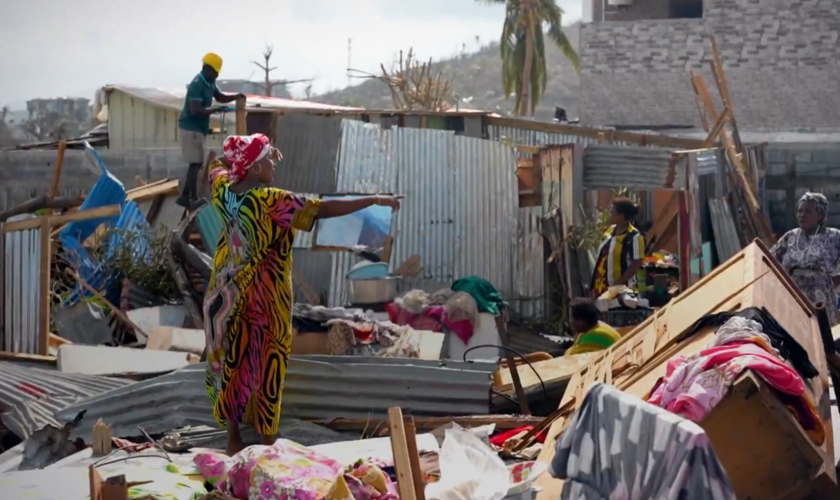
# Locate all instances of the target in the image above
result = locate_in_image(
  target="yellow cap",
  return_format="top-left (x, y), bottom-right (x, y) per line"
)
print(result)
top-left (202, 52), bottom-right (223, 73)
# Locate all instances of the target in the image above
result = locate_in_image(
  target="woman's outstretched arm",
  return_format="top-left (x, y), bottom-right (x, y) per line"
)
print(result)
top-left (317, 195), bottom-right (403, 220)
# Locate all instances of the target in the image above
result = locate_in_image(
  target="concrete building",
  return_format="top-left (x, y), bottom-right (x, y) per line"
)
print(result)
top-left (579, 0), bottom-right (840, 130)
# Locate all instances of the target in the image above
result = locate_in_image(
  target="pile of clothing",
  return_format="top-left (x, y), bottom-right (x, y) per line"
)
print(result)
top-left (195, 440), bottom-right (398, 500)
top-left (647, 307), bottom-right (824, 445)
top-left (386, 276), bottom-right (504, 345)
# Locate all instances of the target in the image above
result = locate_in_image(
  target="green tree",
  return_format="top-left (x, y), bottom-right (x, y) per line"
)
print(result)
top-left (480, 0), bottom-right (579, 117)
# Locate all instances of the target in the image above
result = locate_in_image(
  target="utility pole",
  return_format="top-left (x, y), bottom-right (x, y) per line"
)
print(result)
top-left (347, 38), bottom-right (352, 89)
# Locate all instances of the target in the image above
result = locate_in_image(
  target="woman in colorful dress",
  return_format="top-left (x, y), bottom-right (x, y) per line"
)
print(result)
top-left (590, 197), bottom-right (646, 298)
top-left (770, 192), bottom-right (840, 325)
top-left (203, 134), bottom-right (402, 455)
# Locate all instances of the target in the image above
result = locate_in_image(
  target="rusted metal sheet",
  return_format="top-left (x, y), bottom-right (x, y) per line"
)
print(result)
top-left (582, 145), bottom-right (686, 190)
top-left (328, 120), bottom-right (519, 311)
top-left (3, 223), bottom-right (43, 354)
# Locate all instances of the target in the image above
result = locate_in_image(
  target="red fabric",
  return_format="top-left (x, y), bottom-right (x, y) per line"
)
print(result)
top-left (647, 341), bottom-right (824, 444)
top-left (425, 306), bottom-right (474, 344)
top-left (385, 302), bottom-right (475, 343)
top-left (489, 425), bottom-right (547, 447)
top-left (223, 133), bottom-right (272, 183)
top-left (385, 302), bottom-right (442, 332)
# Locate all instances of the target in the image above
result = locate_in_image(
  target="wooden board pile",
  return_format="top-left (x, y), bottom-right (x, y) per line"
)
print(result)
top-left (528, 240), bottom-right (839, 500)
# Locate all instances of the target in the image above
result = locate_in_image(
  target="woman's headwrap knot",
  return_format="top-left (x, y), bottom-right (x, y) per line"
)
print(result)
top-left (223, 134), bottom-right (272, 183)
top-left (797, 192), bottom-right (829, 217)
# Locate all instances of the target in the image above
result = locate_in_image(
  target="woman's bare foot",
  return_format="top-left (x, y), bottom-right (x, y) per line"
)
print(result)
top-left (226, 422), bottom-right (245, 456)
top-left (260, 434), bottom-right (277, 447)
top-left (226, 438), bottom-right (246, 457)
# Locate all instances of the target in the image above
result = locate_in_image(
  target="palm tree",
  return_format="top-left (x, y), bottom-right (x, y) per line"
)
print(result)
top-left (480, 0), bottom-right (579, 117)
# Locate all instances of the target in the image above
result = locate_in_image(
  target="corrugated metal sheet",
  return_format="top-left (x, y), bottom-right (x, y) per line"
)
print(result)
top-left (150, 196), bottom-right (185, 234)
top-left (56, 356), bottom-right (495, 440)
top-left (273, 114), bottom-right (342, 194)
top-left (708, 198), bottom-right (742, 263)
top-left (487, 124), bottom-right (601, 151)
top-left (59, 147), bottom-right (126, 245)
top-left (512, 207), bottom-right (544, 319)
top-left (695, 149), bottom-right (722, 177)
top-left (582, 145), bottom-right (686, 190)
top-left (0, 362), bottom-right (133, 439)
top-left (329, 120), bottom-right (518, 308)
top-left (195, 205), bottom-right (223, 255)
top-left (3, 223), bottom-right (42, 354)
top-left (108, 88), bottom-right (226, 151)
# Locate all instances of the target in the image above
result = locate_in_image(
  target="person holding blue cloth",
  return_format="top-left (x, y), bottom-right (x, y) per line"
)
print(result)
top-left (176, 52), bottom-right (245, 210)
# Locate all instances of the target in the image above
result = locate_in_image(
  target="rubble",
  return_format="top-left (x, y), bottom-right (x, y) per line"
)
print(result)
top-left (1, 50), bottom-right (839, 498)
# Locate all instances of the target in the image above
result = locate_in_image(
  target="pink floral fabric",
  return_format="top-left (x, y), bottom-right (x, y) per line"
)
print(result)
top-left (647, 342), bottom-right (804, 422)
top-left (195, 441), bottom-right (398, 500)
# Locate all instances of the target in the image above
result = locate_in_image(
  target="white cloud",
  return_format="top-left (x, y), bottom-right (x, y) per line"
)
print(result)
top-left (0, 0), bottom-right (582, 107)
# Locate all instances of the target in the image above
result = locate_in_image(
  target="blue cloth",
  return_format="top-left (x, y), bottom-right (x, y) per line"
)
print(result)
top-left (178, 73), bottom-right (215, 135)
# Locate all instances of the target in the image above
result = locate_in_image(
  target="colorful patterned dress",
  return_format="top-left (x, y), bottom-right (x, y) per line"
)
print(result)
top-left (203, 160), bottom-right (322, 436)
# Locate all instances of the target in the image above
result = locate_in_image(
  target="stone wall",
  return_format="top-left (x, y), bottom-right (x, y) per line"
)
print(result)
top-left (581, 0), bottom-right (840, 128)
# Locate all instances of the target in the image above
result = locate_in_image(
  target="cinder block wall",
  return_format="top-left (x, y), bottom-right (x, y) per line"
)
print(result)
top-left (581, 0), bottom-right (840, 128)
top-left (765, 145), bottom-right (840, 233)
top-left (0, 148), bottom-right (200, 210)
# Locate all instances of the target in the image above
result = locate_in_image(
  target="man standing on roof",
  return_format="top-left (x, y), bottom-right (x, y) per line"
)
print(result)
top-left (176, 52), bottom-right (245, 210)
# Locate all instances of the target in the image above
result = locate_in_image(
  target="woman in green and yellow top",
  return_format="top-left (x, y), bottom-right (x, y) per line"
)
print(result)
top-left (565, 298), bottom-right (621, 356)
top-left (590, 197), bottom-right (646, 298)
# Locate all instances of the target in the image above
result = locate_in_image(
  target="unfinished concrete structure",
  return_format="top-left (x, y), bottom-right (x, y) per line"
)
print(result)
top-left (579, 0), bottom-right (840, 129)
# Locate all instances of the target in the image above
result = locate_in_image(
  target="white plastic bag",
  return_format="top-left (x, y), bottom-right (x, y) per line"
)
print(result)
top-left (425, 425), bottom-right (511, 500)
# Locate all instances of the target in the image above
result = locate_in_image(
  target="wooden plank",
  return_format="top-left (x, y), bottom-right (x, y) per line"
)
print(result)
top-left (495, 352), bottom-right (601, 394)
top-left (125, 179), bottom-right (179, 202)
top-left (3, 205), bottom-right (122, 233)
top-left (236, 98), bottom-right (247, 135)
top-left (486, 116), bottom-right (704, 149)
top-left (47, 140), bottom-right (67, 216)
top-left (709, 37), bottom-right (744, 152)
top-left (39, 218), bottom-right (51, 356)
top-left (403, 417), bottom-right (426, 500)
top-left (702, 106), bottom-right (730, 148)
top-left (388, 407), bottom-right (418, 500)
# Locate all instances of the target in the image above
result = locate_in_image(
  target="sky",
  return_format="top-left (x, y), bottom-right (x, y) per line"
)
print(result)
top-left (0, 0), bottom-right (582, 109)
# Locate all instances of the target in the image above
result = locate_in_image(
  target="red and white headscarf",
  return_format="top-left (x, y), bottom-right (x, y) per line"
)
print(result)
top-left (223, 133), bottom-right (272, 183)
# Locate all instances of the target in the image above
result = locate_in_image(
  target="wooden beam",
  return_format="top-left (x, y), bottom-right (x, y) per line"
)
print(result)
top-left (403, 417), bottom-right (426, 500)
top-left (702, 106), bottom-right (730, 148)
top-left (236, 98), bottom-right (247, 135)
top-left (388, 407), bottom-right (418, 500)
top-left (125, 179), bottom-right (179, 202)
top-left (39, 218), bottom-right (51, 356)
top-left (709, 37), bottom-right (744, 152)
top-left (46, 140), bottom-right (67, 216)
top-left (485, 116), bottom-right (704, 150)
top-left (3, 205), bottom-right (121, 233)
top-left (690, 74), bottom-right (760, 212)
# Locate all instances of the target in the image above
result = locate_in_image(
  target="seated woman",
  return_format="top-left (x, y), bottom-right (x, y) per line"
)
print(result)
top-left (565, 298), bottom-right (621, 356)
